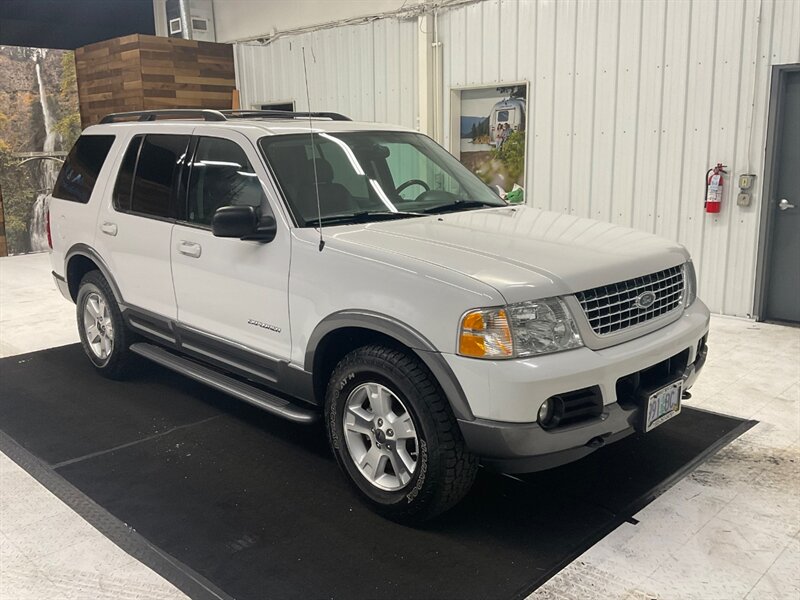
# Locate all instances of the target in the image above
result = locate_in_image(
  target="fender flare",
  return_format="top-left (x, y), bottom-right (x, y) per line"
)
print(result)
top-left (64, 243), bottom-right (125, 304)
top-left (304, 310), bottom-right (475, 421)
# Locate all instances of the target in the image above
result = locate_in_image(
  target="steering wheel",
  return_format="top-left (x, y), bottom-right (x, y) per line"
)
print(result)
top-left (395, 179), bottom-right (430, 196)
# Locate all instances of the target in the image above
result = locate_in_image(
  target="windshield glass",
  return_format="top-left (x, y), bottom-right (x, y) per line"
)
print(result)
top-left (258, 131), bottom-right (505, 226)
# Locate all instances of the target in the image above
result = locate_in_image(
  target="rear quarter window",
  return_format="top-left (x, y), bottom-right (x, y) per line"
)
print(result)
top-left (52, 135), bottom-right (115, 203)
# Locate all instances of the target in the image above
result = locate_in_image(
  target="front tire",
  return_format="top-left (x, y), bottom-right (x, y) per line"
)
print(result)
top-left (76, 270), bottom-right (136, 380)
top-left (325, 344), bottom-right (478, 522)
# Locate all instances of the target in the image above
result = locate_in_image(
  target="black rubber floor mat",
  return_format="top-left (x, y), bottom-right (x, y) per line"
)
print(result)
top-left (0, 345), bottom-right (752, 600)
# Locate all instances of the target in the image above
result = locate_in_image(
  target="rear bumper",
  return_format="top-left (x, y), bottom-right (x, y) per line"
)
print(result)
top-left (451, 300), bottom-right (710, 473)
top-left (52, 271), bottom-right (71, 301)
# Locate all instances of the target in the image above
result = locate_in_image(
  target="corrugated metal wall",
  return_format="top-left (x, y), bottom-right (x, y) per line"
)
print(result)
top-left (235, 18), bottom-right (419, 129)
top-left (234, 0), bottom-right (800, 317)
top-left (440, 0), bottom-right (800, 316)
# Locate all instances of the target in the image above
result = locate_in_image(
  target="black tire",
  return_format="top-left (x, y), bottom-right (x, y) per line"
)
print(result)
top-left (325, 344), bottom-right (478, 522)
top-left (76, 270), bottom-right (136, 380)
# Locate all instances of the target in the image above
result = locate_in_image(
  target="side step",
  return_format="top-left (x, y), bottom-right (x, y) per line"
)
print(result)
top-left (130, 343), bottom-right (318, 424)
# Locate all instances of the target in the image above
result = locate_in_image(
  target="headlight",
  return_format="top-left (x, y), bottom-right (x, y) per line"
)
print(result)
top-left (458, 297), bottom-right (583, 359)
top-left (683, 260), bottom-right (697, 307)
top-left (507, 297), bottom-right (583, 356)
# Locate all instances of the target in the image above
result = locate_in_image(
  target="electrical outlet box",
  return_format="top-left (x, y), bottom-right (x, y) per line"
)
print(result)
top-left (738, 174), bottom-right (756, 190)
top-left (737, 192), bottom-right (752, 207)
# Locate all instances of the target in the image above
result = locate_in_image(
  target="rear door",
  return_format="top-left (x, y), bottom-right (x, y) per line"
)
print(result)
top-left (50, 133), bottom-right (117, 276)
top-left (170, 128), bottom-right (292, 379)
top-left (95, 130), bottom-right (190, 322)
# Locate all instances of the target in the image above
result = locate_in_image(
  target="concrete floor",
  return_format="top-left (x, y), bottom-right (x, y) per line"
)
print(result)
top-left (1, 252), bottom-right (798, 600)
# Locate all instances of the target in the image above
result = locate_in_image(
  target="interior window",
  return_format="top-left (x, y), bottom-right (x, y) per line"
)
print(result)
top-left (186, 137), bottom-right (267, 226)
top-left (53, 134), bottom-right (115, 204)
top-left (113, 135), bottom-right (142, 212)
top-left (130, 134), bottom-right (189, 219)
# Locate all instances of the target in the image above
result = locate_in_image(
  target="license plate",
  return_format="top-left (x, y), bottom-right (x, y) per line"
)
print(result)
top-left (644, 381), bottom-right (683, 432)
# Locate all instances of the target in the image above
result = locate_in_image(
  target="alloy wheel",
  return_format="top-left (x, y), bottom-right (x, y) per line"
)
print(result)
top-left (343, 382), bottom-right (419, 491)
top-left (82, 291), bottom-right (114, 360)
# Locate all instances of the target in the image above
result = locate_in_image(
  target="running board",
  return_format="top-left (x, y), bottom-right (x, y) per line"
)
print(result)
top-left (129, 343), bottom-right (318, 424)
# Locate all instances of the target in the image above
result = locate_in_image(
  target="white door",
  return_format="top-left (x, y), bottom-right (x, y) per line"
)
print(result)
top-left (170, 128), bottom-right (292, 366)
top-left (95, 130), bottom-right (191, 320)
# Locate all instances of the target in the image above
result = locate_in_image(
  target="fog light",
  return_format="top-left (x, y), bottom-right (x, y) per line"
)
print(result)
top-left (538, 398), bottom-right (554, 426)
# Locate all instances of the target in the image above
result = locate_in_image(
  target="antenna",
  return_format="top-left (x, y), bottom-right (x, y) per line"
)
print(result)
top-left (302, 46), bottom-right (325, 252)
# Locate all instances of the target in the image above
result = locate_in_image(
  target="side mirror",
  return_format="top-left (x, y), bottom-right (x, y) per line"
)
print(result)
top-left (211, 206), bottom-right (277, 243)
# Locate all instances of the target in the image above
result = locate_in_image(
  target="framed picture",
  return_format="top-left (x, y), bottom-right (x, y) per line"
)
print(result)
top-left (449, 83), bottom-right (528, 202)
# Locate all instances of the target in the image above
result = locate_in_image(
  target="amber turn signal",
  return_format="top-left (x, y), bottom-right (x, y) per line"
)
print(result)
top-left (458, 308), bottom-right (514, 358)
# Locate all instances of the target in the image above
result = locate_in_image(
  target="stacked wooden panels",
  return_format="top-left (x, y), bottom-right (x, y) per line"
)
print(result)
top-left (75, 34), bottom-right (235, 127)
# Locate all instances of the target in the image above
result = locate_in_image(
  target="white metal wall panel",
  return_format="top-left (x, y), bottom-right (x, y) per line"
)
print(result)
top-left (571, 0), bottom-right (599, 220)
top-left (440, 0), bottom-right (800, 317)
top-left (235, 18), bottom-right (418, 129)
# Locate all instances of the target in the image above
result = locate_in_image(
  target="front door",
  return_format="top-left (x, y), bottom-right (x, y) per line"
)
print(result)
top-left (170, 128), bottom-right (292, 383)
top-left (763, 69), bottom-right (800, 324)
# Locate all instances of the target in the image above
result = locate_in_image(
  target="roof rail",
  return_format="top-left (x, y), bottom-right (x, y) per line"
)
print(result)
top-left (99, 109), bottom-right (227, 124)
top-left (219, 110), bottom-right (352, 121)
top-left (98, 109), bottom-right (353, 125)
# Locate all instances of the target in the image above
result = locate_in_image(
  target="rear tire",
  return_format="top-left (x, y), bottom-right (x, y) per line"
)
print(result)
top-left (325, 344), bottom-right (478, 522)
top-left (76, 270), bottom-right (136, 380)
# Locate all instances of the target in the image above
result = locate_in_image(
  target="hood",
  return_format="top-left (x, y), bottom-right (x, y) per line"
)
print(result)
top-left (328, 206), bottom-right (689, 303)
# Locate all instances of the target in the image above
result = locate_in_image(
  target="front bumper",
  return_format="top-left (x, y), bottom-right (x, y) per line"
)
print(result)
top-left (448, 300), bottom-right (710, 473)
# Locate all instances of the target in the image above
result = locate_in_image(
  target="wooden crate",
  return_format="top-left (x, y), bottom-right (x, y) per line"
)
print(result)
top-left (75, 34), bottom-right (235, 127)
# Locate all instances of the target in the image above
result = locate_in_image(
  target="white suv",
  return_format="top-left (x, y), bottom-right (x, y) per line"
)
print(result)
top-left (48, 109), bottom-right (709, 521)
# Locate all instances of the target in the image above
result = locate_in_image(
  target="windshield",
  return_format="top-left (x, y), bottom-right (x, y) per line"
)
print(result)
top-left (258, 131), bottom-right (505, 226)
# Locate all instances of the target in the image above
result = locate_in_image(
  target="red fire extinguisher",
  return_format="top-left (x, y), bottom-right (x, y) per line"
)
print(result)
top-left (705, 163), bottom-right (727, 214)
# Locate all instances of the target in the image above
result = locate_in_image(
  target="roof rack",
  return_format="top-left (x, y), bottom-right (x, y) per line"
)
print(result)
top-left (99, 109), bottom-right (352, 124)
top-left (219, 110), bottom-right (352, 121)
top-left (99, 109), bottom-right (227, 124)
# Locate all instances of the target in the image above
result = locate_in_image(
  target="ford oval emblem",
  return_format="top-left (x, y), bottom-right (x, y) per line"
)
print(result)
top-left (633, 291), bottom-right (657, 309)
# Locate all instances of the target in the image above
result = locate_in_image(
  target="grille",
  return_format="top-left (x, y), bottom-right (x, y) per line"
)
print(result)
top-left (575, 265), bottom-right (684, 336)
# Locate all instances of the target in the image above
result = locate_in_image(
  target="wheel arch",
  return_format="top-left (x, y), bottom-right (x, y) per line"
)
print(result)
top-left (65, 244), bottom-right (123, 304)
top-left (305, 311), bottom-right (475, 421)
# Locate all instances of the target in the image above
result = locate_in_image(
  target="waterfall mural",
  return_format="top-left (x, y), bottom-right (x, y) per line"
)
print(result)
top-left (0, 45), bottom-right (80, 255)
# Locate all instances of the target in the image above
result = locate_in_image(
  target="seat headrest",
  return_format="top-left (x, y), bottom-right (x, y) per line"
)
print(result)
top-left (234, 176), bottom-right (264, 206)
top-left (308, 159), bottom-right (334, 183)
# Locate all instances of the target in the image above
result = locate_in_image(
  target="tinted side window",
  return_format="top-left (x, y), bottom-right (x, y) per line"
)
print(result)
top-left (187, 137), bottom-right (266, 226)
top-left (130, 134), bottom-right (189, 219)
top-left (53, 135), bottom-right (115, 203)
top-left (113, 135), bottom-right (142, 212)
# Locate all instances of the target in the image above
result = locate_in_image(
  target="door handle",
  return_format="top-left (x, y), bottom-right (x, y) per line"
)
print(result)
top-left (778, 198), bottom-right (795, 211)
top-left (178, 240), bottom-right (202, 258)
top-left (100, 222), bottom-right (117, 236)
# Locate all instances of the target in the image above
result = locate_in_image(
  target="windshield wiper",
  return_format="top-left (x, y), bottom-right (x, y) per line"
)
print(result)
top-left (308, 210), bottom-right (424, 226)
top-left (421, 199), bottom-right (500, 214)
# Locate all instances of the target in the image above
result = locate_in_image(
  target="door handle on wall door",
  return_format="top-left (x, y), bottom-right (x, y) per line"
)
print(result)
top-left (778, 198), bottom-right (795, 211)
top-left (178, 241), bottom-right (202, 258)
top-left (100, 222), bottom-right (117, 236)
